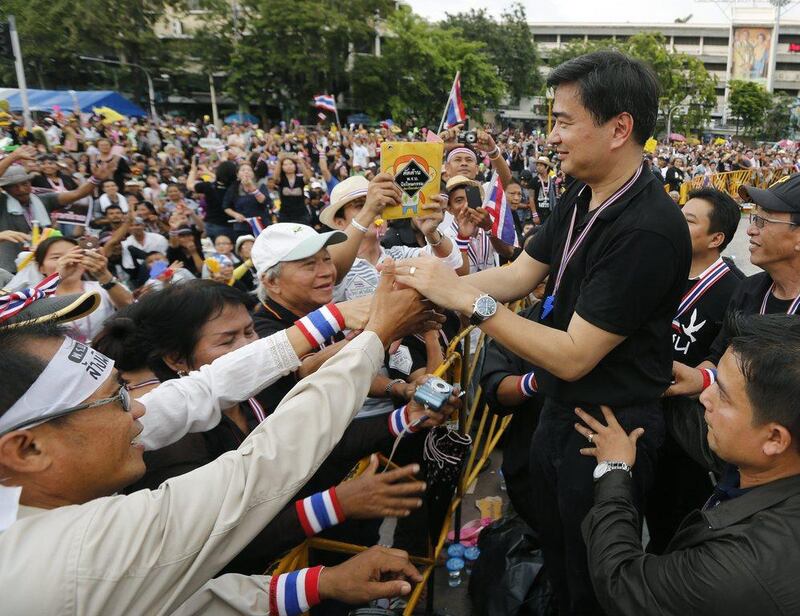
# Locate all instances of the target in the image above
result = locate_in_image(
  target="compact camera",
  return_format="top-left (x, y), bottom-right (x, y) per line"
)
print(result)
top-left (458, 129), bottom-right (478, 145)
top-left (413, 377), bottom-right (454, 411)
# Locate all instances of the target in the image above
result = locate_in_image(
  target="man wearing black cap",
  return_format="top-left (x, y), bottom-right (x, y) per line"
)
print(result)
top-left (668, 173), bottom-right (800, 398)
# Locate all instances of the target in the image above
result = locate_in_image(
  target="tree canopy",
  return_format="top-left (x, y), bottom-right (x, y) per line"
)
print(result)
top-left (548, 33), bottom-right (718, 137)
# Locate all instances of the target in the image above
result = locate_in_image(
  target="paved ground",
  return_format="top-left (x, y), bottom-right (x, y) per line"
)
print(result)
top-left (725, 216), bottom-right (758, 276)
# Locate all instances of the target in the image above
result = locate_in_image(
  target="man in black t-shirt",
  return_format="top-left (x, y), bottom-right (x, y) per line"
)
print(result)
top-left (647, 187), bottom-right (744, 553)
top-left (186, 158), bottom-right (237, 240)
top-left (668, 173), bottom-right (800, 398)
top-left (393, 52), bottom-right (691, 614)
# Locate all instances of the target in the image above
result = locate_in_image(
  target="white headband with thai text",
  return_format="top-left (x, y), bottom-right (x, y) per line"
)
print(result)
top-left (0, 337), bottom-right (115, 435)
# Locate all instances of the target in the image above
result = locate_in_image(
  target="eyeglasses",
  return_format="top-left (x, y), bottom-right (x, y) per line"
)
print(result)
top-left (749, 213), bottom-right (799, 229)
top-left (0, 386), bottom-right (131, 435)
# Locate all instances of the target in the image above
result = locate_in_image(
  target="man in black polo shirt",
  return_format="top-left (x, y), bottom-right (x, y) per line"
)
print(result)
top-left (393, 51), bottom-right (691, 614)
top-left (668, 173), bottom-right (800, 397)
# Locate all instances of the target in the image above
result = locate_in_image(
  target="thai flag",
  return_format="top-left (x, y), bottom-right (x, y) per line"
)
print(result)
top-left (246, 216), bottom-right (265, 236)
top-left (483, 173), bottom-right (519, 247)
top-left (0, 273), bottom-right (60, 324)
top-left (380, 119), bottom-right (394, 129)
top-left (445, 72), bottom-right (467, 128)
top-left (313, 94), bottom-right (337, 113)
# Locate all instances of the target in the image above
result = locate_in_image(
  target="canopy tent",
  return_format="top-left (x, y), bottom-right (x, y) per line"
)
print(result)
top-left (0, 89), bottom-right (146, 117)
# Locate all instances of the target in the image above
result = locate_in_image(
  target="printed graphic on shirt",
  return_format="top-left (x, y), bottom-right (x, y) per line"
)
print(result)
top-left (672, 308), bottom-right (707, 357)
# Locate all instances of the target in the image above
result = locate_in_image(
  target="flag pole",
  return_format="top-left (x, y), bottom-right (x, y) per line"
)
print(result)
top-left (436, 71), bottom-right (459, 135)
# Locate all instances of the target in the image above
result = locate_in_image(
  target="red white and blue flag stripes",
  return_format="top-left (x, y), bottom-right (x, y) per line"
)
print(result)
top-left (294, 303), bottom-right (345, 349)
top-left (517, 372), bottom-right (538, 398)
top-left (483, 173), bottom-right (519, 247)
top-left (445, 72), bottom-right (467, 128)
top-left (0, 273), bottom-right (60, 324)
top-left (388, 404), bottom-right (423, 438)
top-left (245, 216), bottom-right (265, 236)
top-left (313, 94), bottom-right (337, 114)
top-left (296, 488), bottom-right (345, 536)
top-left (269, 565), bottom-right (324, 616)
top-left (672, 258), bottom-right (730, 330)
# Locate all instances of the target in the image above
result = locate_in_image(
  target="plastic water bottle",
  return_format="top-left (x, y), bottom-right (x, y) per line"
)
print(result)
top-left (446, 557), bottom-right (465, 587)
top-left (464, 546), bottom-right (481, 575)
top-left (447, 542), bottom-right (465, 560)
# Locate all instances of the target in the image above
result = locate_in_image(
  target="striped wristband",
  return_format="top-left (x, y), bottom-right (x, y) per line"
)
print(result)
top-left (296, 487), bottom-right (345, 536)
top-left (295, 304), bottom-right (345, 349)
top-left (517, 372), bottom-right (538, 397)
top-left (89, 176), bottom-right (102, 186)
top-left (699, 368), bottom-right (717, 390)
top-left (455, 235), bottom-right (470, 251)
top-left (269, 565), bottom-right (324, 616)
top-left (388, 405), bottom-right (422, 437)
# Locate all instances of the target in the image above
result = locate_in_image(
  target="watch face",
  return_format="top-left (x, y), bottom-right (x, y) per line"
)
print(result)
top-left (475, 295), bottom-right (497, 318)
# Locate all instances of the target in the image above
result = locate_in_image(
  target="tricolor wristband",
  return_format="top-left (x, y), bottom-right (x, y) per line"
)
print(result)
top-left (248, 188), bottom-right (262, 197)
top-left (89, 176), bottom-right (102, 186)
top-left (269, 565), bottom-right (324, 616)
top-left (517, 372), bottom-right (538, 398)
top-left (456, 235), bottom-right (470, 251)
top-left (699, 368), bottom-right (717, 390)
top-left (388, 404), bottom-right (421, 437)
top-left (296, 487), bottom-right (345, 536)
top-left (295, 303), bottom-right (345, 349)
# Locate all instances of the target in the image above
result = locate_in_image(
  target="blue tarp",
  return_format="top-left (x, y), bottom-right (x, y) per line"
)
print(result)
top-left (224, 112), bottom-right (258, 123)
top-left (0, 88), bottom-right (147, 117)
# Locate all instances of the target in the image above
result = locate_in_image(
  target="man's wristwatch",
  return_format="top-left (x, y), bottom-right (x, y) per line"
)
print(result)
top-left (100, 277), bottom-right (119, 290)
top-left (593, 461), bottom-right (632, 481)
top-left (469, 293), bottom-right (498, 325)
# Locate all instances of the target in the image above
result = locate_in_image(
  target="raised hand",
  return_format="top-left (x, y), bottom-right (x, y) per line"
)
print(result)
top-left (317, 546), bottom-right (422, 604)
top-left (335, 455), bottom-right (425, 519)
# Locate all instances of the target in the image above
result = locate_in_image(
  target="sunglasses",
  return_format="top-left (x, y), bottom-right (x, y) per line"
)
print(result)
top-left (749, 212), bottom-right (799, 230)
top-left (0, 386), bottom-right (132, 436)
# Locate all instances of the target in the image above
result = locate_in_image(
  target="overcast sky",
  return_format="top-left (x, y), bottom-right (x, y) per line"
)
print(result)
top-left (405, 0), bottom-right (800, 25)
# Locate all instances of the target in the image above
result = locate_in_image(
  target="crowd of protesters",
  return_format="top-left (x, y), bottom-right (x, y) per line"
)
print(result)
top-left (2, 48), bottom-right (800, 616)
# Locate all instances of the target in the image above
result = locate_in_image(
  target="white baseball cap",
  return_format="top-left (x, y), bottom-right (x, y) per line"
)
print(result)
top-left (251, 223), bottom-right (347, 275)
top-left (319, 175), bottom-right (370, 228)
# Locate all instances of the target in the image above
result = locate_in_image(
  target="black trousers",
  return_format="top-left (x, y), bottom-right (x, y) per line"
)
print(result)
top-left (528, 397), bottom-right (665, 616)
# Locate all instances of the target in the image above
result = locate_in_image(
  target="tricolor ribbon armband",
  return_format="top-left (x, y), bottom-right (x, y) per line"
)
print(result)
top-left (699, 368), bottom-right (717, 390)
top-left (517, 371), bottom-right (538, 398)
top-left (388, 404), bottom-right (422, 438)
top-left (295, 488), bottom-right (345, 537)
top-left (455, 235), bottom-right (471, 251)
top-left (295, 304), bottom-right (345, 349)
top-left (269, 565), bottom-right (324, 616)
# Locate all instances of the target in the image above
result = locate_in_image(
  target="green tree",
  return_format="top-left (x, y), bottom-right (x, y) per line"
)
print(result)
top-left (350, 8), bottom-right (506, 126)
top-left (215, 0), bottom-right (395, 122)
top-left (2, 0), bottom-right (181, 104)
top-left (728, 80), bottom-right (772, 136)
top-left (763, 92), bottom-right (794, 140)
top-left (544, 33), bottom-right (717, 138)
top-left (443, 3), bottom-right (541, 102)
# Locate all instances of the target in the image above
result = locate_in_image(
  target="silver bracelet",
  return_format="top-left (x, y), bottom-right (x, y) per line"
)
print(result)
top-left (427, 230), bottom-right (444, 246)
top-left (351, 219), bottom-right (369, 233)
top-left (487, 147), bottom-right (501, 159)
top-left (385, 378), bottom-right (405, 397)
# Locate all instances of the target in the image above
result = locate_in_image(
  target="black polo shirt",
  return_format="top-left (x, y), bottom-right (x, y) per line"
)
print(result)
top-left (525, 165), bottom-right (691, 406)
top-left (252, 296), bottom-right (344, 414)
top-left (706, 271), bottom-right (798, 365)
top-left (672, 257), bottom-right (745, 367)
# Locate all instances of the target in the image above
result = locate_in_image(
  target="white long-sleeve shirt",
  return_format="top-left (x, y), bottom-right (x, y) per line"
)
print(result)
top-left (0, 331), bottom-right (385, 615)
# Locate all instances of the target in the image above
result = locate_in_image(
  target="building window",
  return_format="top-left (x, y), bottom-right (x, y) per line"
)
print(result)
top-left (673, 36), bottom-right (701, 45)
top-left (534, 34), bottom-right (557, 43)
top-left (587, 34), bottom-right (610, 41)
top-left (778, 34), bottom-right (800, 45)
top-left (776, 62), bottom-right (800, 71)
top-left (704, 63), bottom-right (727, 71)
top-left (561, 34), bottom-right (585, 43)
top-left (704, 37), bottom-right (729, 46)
